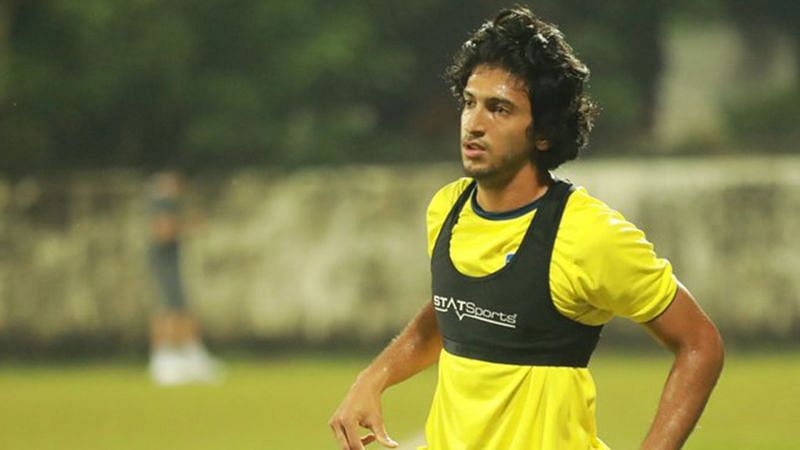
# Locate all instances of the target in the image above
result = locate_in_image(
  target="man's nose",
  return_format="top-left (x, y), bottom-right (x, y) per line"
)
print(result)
top-left (463, 108), bottom-right (486, 137)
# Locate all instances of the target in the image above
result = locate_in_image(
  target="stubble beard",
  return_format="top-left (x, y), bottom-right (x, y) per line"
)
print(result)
top-left (462, 159), bottom-right (493, 180)
top-left (462, 147), bottom-right (531, 187)
top-left (461, 143), bottom-right (498, 180)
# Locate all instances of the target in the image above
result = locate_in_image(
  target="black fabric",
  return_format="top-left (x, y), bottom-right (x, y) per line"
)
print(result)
top-left (430, 179), bottom-right (602, 367)
top-left (149, 243), bottom-right (187, 310)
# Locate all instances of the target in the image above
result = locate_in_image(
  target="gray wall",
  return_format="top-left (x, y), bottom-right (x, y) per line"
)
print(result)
top-left (1, 156), bottom-right (798, 353)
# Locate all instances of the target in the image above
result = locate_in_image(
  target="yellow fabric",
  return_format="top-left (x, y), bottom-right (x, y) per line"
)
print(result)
top-left (424, 352), bottom-right (605, 450)
top-left (420, 177), bottom-right (677, 450)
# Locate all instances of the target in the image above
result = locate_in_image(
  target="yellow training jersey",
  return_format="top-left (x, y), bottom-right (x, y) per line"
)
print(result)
top-left (419, 178), bottom-right (677, 450)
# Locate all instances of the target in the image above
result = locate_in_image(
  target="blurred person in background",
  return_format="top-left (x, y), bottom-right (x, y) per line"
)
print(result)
top-left (148, 170), bottom-right (220, 385)
top-left (330, 6), bottom-right (723, 450)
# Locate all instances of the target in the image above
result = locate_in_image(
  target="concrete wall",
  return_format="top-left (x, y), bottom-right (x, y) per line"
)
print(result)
top-left (558, 156), bottom-right (800, 344)
top-left (1, 156), bottom-right (798, 353)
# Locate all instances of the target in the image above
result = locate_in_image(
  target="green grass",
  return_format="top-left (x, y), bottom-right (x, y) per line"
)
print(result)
top-left (0, 351), bottom-right (797, 449)
top-left (592, 351), bottom-right (800, 449)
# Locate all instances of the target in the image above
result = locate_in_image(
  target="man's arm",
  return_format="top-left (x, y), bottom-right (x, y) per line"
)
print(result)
top-left (641, 281), bottom-right (724, 449)
top-left (329, 302), bottom-right (442, 450)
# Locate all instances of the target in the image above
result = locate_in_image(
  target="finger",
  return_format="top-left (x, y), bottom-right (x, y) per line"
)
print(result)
top-left (343, 422), bottom-right (366, 450)
top-left (330, 421), bottom-right (352, 450)
top-left (367, 419), bottom-right (399, 448)
top-left (361, 434), bottom-right (377, 446)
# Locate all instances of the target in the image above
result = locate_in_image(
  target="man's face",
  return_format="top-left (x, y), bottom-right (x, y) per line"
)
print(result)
top-left (460, 65), bottom-right (537, 183)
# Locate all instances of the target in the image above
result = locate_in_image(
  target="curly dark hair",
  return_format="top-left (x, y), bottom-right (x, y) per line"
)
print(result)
top-left (444, 6), bottom-right (598, 170)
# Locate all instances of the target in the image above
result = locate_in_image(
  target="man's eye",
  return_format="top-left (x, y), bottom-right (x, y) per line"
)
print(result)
top-left (463, 99), bottom-right (476, 108)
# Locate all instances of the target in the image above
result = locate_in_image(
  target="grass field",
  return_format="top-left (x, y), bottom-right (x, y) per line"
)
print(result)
top-left (1, 350), bottom-right (798, 449)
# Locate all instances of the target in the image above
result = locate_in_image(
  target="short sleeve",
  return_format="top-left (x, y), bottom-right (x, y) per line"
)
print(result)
top-left (578, 209), bottom-right (676, 322)
top-left (552, 190), bottom-right (677, 324)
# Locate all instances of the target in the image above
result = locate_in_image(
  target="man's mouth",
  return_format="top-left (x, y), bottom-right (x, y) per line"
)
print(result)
top-left (462, 141), bottom-right (486, 158)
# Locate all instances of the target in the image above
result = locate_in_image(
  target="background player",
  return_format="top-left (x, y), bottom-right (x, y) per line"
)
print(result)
top-left (148, 171), bottom-right (220, 385)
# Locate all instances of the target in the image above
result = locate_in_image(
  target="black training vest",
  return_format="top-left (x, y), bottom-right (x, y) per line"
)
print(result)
top-left (431, 180), bottom-right (602, 367)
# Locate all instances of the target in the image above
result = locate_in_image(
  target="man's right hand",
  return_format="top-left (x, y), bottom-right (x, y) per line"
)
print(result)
top-left (328, 303), bottom-right (441, 449)
top-left (329, 378), bottom-right (399, 450)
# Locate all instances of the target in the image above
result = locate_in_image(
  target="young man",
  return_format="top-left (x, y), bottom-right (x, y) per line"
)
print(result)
top-left (330, 7), bottom-right (723, 450)
top-left (148, 171), bottom-right (220, 385)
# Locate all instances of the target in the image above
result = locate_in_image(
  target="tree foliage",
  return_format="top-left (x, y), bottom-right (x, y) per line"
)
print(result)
top-left (0, 0), bottom-right (796, 173)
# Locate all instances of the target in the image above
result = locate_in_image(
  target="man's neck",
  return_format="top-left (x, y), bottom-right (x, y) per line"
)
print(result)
top-left (474, 165), bottom-right (552, 213)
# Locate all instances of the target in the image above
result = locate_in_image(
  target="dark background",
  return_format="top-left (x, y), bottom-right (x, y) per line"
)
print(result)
top-left (1, 0), bottom-right (798, 174)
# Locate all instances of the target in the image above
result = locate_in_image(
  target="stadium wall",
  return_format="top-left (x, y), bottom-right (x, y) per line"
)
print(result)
top-left (0, 156), bottom-right (798, 354)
